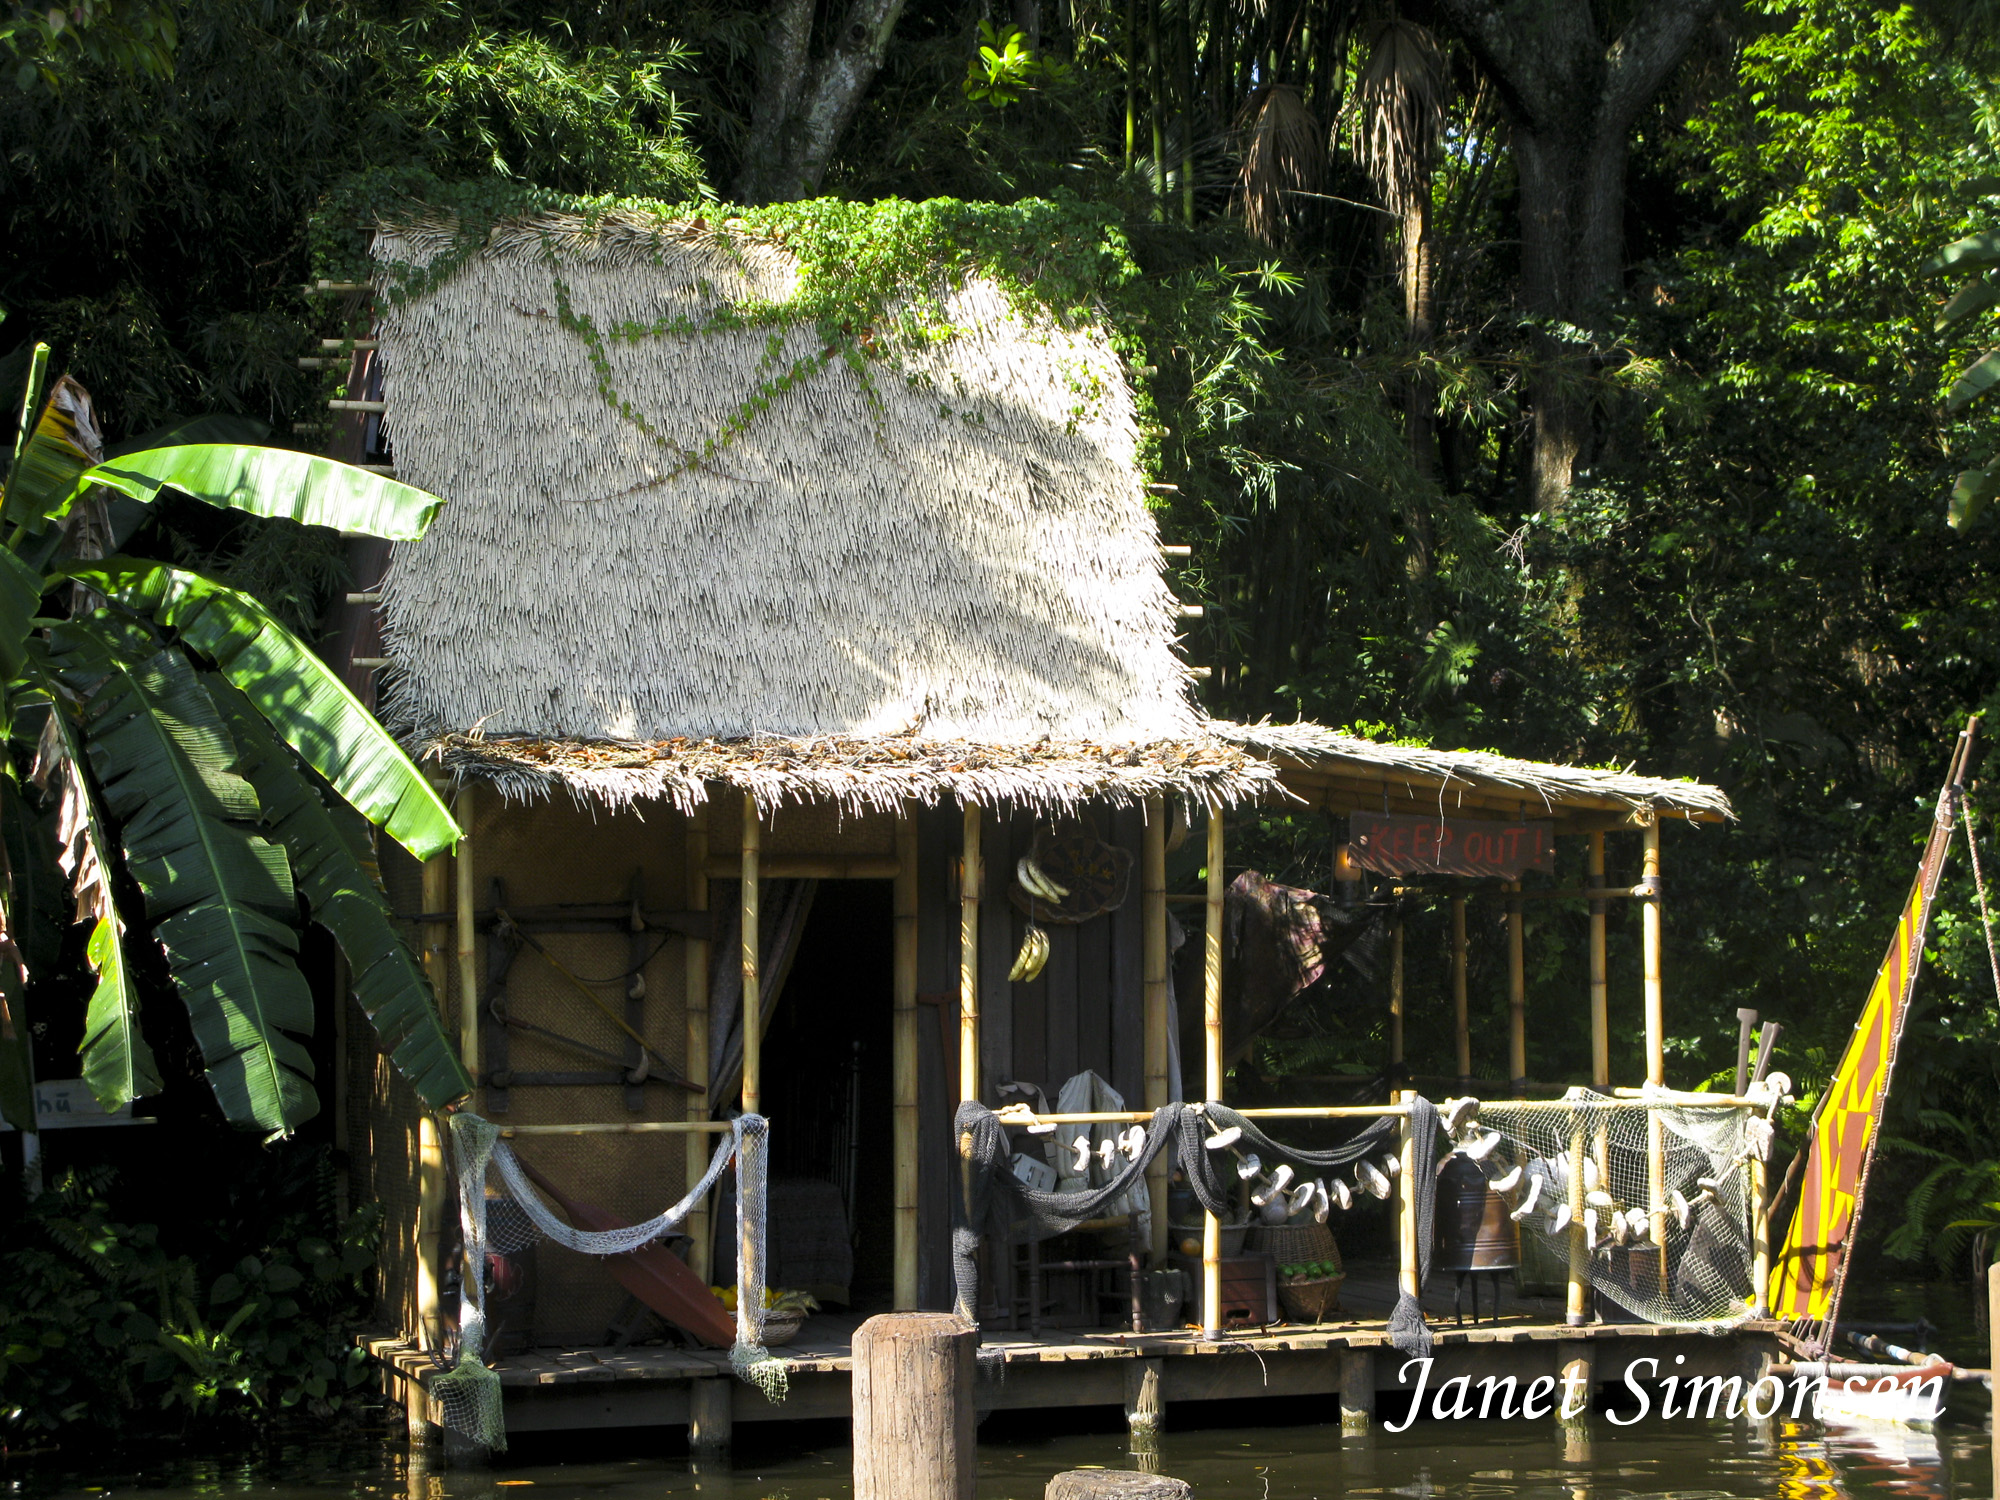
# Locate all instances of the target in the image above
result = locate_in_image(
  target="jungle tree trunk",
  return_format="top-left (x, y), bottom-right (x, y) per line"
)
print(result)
top-left (734, 0), bottom-right (910, 203)
top-left (1432, 0), bottom-right (1720, 512)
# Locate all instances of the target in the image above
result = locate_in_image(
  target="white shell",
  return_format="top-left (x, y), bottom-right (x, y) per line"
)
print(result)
top-left (1070, 1139), bottom-right (1091, 1172)
top-left (1461, 1130), bottom-right (1502, 1162)
top-left (1488, 1165), bottom-right (1523, 1194)
top-left (1611, 1211), bottom-right (1631, 1247)
top-left (1268, 1163), bottom-right (1295, 1194)
top-left (1585, 1190), bottom-right (1616, 1210)
top-left (1205, 1127), bottom-right (1242, 1151)
top-left (1329, 1176), bottom-right (1353, 1211)
top-left (1583, 1158), bottom-right (1601, 1192)
top-left (1549, 1201), bottom-right (1573, 1234)
top-left (1443, 1096), bottom-right (1480, 1134)
top-left (1382, 1154), bottom-right (1401, 1179)
top-left (1356, 1159), bottom-right (1392, 1200)
top-left (1509, 1174), bottom-right (1544, 1221)
top-left (1670, 1189), bottom-right (1691, 1230)
top-left (1236, 1152), bottom-right (1263, 1180)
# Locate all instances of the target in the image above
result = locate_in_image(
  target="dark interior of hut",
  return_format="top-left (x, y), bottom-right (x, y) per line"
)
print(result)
top-left (749, 880), bottom-right (896, 1314)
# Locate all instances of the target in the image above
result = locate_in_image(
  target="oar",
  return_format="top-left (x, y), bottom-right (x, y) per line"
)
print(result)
top-left (510, 1154), bottom-right (739, 1349)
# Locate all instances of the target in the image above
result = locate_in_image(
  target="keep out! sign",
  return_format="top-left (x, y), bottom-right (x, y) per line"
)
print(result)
top-left (1348, 811), bottom-right (1555, 880)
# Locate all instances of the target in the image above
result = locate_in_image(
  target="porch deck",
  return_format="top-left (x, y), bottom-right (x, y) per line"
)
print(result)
top-left (369, 1260), bottom-right (1782, 1437)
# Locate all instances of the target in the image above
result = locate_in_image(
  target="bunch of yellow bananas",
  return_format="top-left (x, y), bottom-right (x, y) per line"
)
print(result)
top-left (1009, 922), bottom-right (1050, 982)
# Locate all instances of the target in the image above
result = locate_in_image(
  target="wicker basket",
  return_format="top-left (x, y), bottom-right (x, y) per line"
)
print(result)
top-left (1248, 1220), bottom-right (1341, 1270)
top-left (760, 1311), bottom-right (807, 1346)
top-left (1251, 1221), bottom-right (1344, 1325)
top-left (1277, 1275), bottom-right (1344, 1324)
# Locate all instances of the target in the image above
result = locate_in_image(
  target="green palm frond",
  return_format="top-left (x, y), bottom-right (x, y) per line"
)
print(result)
top-left (77, 445), bottom-right (444, 539)
top-left (46, 619), bottom-right (317, 1136)
top-left (68, 560), bottom-right (459, 861)
top-left (209, 677), bottom-right (472, 1111)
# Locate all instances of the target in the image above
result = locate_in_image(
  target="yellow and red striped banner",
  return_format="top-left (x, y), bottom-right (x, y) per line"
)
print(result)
top-left (1770, 735), bottom-right (1969, 1328)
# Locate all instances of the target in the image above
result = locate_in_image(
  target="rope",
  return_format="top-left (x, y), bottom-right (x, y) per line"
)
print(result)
top-left (1962, 793), bottom-right (2000, 1009)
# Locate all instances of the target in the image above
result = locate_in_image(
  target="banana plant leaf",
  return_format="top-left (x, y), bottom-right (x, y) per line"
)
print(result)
top-left (3, 374), bottom-right (102, 534)
top-left (30, 692), bottom-right (158, 1110)
top-left (0, 771), bottom-right (65, 980)
top-left (0, 547), bottom-right (45, 693)
top-left (75, 444), bottom-right (444, 540)
top-left (210, 678), bottom-right (472, 1111)
top-left (69, 560), bottom-right (459, 861)
top-left (46, 620), bottom-right (318, 1135)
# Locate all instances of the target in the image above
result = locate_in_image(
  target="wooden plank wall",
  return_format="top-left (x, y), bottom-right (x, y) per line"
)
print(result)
top-left (913, 801), bottom-right (1147, 1308)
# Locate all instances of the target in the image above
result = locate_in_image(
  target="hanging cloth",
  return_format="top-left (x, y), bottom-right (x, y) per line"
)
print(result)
top-left (707, 878), bottom-right (818, 1106)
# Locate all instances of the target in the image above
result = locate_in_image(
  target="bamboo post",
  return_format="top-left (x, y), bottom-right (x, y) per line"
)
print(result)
top-left (1642, 819), bottom-right (1663, 1085)
top-left (1566, 1116), bottom-right (1588, 1326)
top-left (1389, 916), bottom-right (1405, 1072)
top-left (1143, 799), bottom-right (1171, 1267)
top-left (894, 809), bottom-right (920, 1309)
top-left (956, 803), bottom-right (981, 1323)
top-left (741, 794), bottom-right (761, 1116)
top-left (852, 1313), bottom-right (977, 1500)
top-left (685, 805), bottom-right (711, 1283)
top-left (415, 1112), bottom-right (445, 1349)
top-left (960, 803), bottom-right (981, 1104)
top-left (1643, 820), bottom-right (1667, 1277)
top-left (1506, 879), bottom-right (1525, 1094)
top-left (1988, 1260), bottom-right (1999, 1500)
top-left (1451, 896), bottom-right (1470, 1084)
top-left (1589, 832), bottom-right (1609, 1089)
top-left (1750, 1153), bottom-right (1769, 1317)
top-left (1201, 809), bottom-right (1225, 1338)
top-left (1395, 1088), bottom-right (1418, 1302)
top-left (454, 786), bottom-right (477, 1078)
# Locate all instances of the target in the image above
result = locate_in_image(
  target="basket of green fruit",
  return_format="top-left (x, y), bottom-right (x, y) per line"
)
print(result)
top-left (1276, 1259), bottom-right (1344, 1324)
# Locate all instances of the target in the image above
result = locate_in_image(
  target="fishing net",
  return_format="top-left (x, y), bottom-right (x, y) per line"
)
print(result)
top-left (1474, 1087), bottom-right (1767, 1327)
top-left (952, 1097), bottom-right (1440, 1354)
top-left (434, 1112), bottom-right (776, 1451)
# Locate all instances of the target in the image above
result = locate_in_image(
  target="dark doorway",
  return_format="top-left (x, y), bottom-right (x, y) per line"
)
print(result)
top-left (758, 879), bottom-right (896, 1312)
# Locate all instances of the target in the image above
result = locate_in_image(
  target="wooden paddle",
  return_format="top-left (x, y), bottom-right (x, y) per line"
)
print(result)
top-left (510, 1154), bottom-right (739, 1348)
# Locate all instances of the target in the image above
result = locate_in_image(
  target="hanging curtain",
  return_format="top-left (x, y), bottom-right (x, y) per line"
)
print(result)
top-left (706, 879), bottom-right (819, 1109)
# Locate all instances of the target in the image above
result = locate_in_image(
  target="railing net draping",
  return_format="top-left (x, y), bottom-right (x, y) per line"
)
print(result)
top-left (433, 1113), bottom-right (779, 1452)
top-left (1475, 1088), bottom-right (1764, 1327)
top-left (951, 1097), bottom-right (1440, 1355)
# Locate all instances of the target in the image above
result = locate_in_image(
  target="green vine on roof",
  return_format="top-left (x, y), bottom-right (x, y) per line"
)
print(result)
top-left (310, 171), bottom-right (1148, 470)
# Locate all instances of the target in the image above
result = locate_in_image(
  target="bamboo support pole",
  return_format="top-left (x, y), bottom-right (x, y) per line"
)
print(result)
top-left (960, 804), bottom-right (981, 1104)
top-left (1201, 809), bottom-right (1225, 1338)
top-left (1750, 1154), bottom-right (1769, 1316)
top-left (1142, 799), bottom-right (1171, 1267)
top-left (1642, 820), bottom-right (1667, 1280)
top-left (1451, 896), bottom-right (1470, 1083)
top-left (415, 1113), bottom-right (445, 1347)
top-left (1642, 821), bottom-right (1664, 1084)
top-left (498, 1120), bottom-right (737, 1136)
top-left (894, 809), bottom-right (920, 1309)
top-left (1506, 880), bottom-right (1525, 1094)
top-left (1589, 832), bottom-right (1609, 1090)
top-left (705, 855), bottom-right (900, 881)
top-left (1396, 1089), bottom-right (1418, 1302)
top-left (1389, 917), bottom-right (1405, 1070)
top-left (1566, 1119), bottom-right (1588, 1326)
top-left (741, 796), bottom-right (761, 1116)
top-left (685, 806), bottom-right (711, 1282)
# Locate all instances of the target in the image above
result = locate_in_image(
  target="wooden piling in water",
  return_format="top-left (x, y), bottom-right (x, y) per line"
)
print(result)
top-left (1047, 1472), bottom-right (1190, 1500)
top-left (852, 1313), bottom-right (977, 1500)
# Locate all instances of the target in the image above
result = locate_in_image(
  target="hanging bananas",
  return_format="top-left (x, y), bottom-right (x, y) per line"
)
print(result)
top-left (1009, 922), bottom-right (1051, 982)
top-left (1016, 855), bottom-right (1071, 903)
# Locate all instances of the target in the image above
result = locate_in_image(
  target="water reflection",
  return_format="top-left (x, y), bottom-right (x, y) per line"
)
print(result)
top-left (2, 1407), bottom-right (1988, 1500)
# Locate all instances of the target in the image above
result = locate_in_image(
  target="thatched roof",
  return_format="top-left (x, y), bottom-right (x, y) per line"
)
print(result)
top-left (370, 210), bottom-right (1200, 756)
top-left (1219, 722), bottom-right (1732, 824)
top-left (363, 208), bottom-right (1729, 826)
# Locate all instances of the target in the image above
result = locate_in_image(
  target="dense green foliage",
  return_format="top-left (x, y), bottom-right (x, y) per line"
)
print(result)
top-left (0, 1158), bottom-right (377, 1434)
top-left (6, 0), bottom-right (2000, 1283)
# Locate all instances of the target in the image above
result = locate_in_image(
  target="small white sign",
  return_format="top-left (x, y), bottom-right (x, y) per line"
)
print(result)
top-left (0, 1078), bottom-right (151, 1132)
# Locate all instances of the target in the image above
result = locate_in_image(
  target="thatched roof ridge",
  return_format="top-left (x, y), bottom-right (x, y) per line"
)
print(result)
top-left (369, 208), bottom-right (1202, 750)
top-left (1216, 721), bottom-right (1733, 821)
top-left (420, 731), bottom-right (1282, 815)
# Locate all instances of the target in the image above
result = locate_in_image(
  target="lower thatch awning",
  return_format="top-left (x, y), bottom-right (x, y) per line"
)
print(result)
top-left (417, 721), bottom-right (1732, 826)
top-left (418, 731), bottom-right (1285, 815)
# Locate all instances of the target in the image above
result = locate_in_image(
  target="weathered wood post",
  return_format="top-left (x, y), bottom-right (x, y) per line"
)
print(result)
top-left (1338, 1347), bottom-right (1374, 1436)
top-left (853, 1313), bottom-right (977, 1500)
top-left (1047, 1472), bottom-right (1190, 1500)
top-left (688, 1378), bottom-right (732, 1461)
top-left (1125, 1357), bottom-right (1164, 1441)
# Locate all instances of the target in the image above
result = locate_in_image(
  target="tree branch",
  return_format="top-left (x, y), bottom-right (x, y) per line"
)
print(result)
top-left (734, 0), bottom-right (817, 203)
